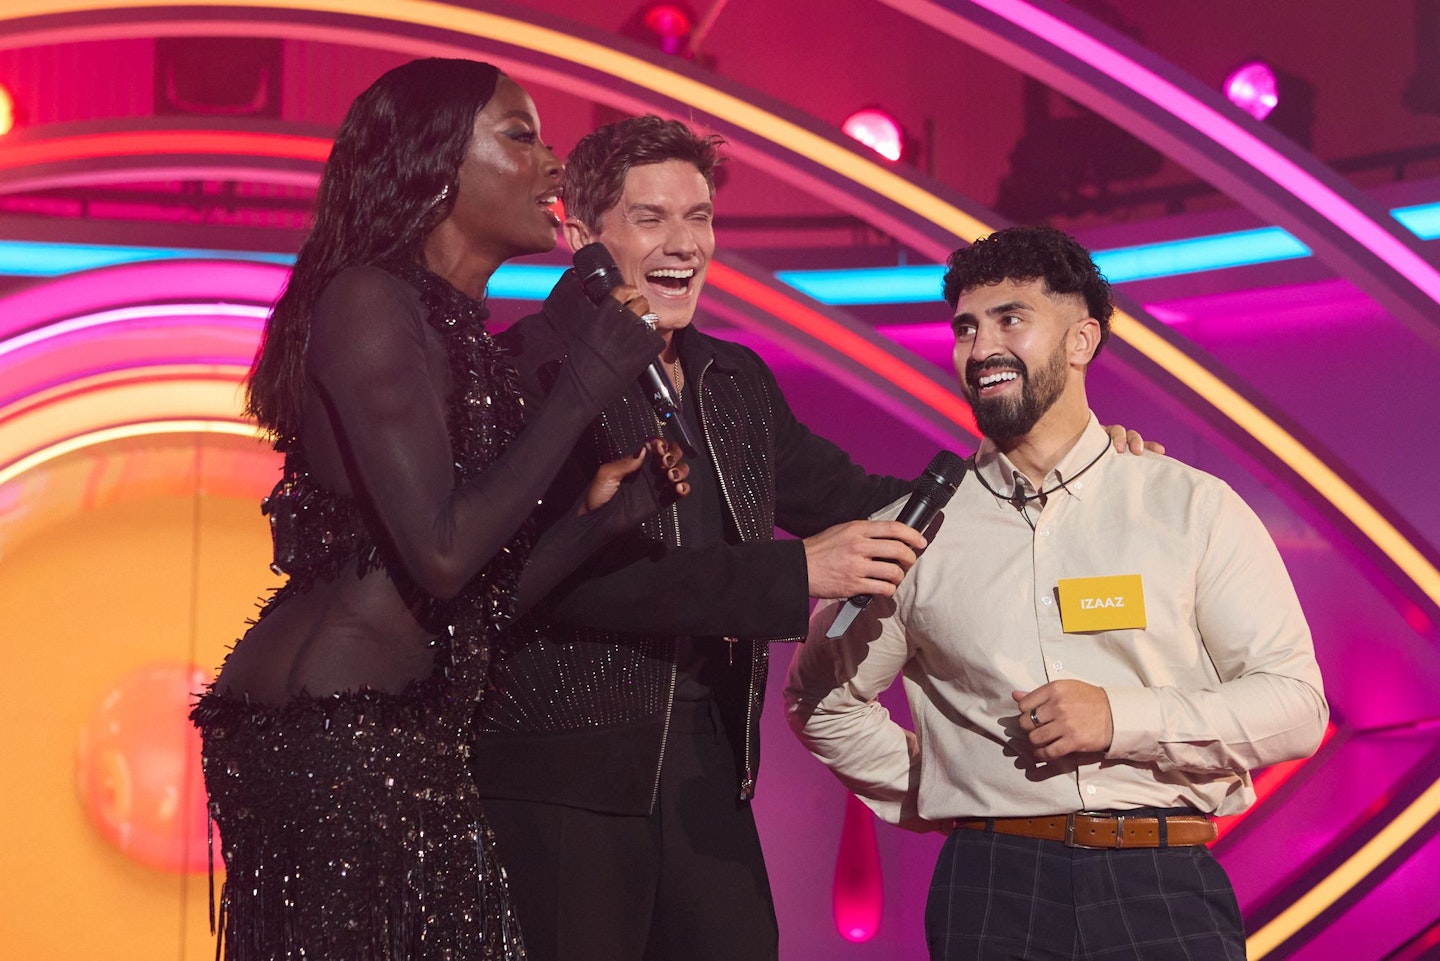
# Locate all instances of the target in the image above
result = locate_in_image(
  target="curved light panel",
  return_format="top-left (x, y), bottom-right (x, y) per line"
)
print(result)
top-left (0, 8), bottom-right (1434, 955)
top-left (0, 419), bottom-right (261, 488)
top-left (877, 0), bottom-right (1440, 334)
top-left (0, 258), bottom-right (976, 496)
top-left (1, 0), bottom-right (1432, 626)
top-left (0, 129), bottom-right (331, 170)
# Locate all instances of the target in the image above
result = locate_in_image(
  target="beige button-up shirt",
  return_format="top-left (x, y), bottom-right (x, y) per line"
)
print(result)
top-left (785, 415), bottom-right (1328, 825)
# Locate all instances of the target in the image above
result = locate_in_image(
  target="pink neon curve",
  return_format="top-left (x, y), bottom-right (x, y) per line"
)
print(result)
top-left (974, 0), bottom-right (1440, 306)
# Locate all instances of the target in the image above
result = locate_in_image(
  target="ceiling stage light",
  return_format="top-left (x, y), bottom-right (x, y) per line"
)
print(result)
top-left (842, 108), bottom-right (906, 162)
top-left (640, 3), bottom-right (693, 55)
top-left (1222, 60), bottom-right (1315, 148)
top-left (1224, 61), bottom-right (1280, 121)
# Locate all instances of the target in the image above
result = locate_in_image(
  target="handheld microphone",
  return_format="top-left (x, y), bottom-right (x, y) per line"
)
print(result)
top-left (825, 450), bottom-right (969, 638)
top-left (573, 242), bottom-right (699, 457)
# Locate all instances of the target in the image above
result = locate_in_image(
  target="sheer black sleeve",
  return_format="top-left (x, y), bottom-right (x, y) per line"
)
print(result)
top-left (304, 266), bottom-right (661, 600)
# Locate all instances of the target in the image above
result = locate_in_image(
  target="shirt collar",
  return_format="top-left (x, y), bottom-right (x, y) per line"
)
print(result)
top-left (973, 413), bottom-right (1112, 505)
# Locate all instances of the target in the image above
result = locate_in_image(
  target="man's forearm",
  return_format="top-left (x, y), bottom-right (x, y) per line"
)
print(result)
top-left (1106, 670), bottom-right (1328, 774)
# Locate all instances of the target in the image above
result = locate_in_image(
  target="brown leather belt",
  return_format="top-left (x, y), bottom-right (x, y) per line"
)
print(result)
top-left (953, 813), bottom-right (1217, 849)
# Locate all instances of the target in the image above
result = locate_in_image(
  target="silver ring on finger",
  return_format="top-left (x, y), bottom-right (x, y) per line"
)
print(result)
top-left (1030, 707), bottom-right (1041, 727)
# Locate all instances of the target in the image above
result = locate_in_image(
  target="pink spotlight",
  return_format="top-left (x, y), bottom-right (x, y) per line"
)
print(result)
top-left (842, 108), bottom-right (905, 162)
top-left (1224, 61), bottom-right (1280, 121)
top-left (642, 3), bottom-right (693, 55)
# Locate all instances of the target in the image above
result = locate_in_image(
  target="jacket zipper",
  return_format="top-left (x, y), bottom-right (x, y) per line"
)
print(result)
top-left (647, 419), bottom-right (682, 814)
top-left (693, 358), bottom-right (758, 801)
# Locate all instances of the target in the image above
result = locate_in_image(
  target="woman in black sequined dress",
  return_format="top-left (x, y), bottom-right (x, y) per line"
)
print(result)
top-left (191, 58), bottom-right (677, 961)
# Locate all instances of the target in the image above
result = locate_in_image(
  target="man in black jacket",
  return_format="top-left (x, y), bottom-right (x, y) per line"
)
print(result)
top-left (475, 116), bottom-right (922, 961)
top-left (477, 117), bottom-right (1143, 960)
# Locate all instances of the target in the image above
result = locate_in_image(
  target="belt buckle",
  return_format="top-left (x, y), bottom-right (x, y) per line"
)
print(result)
top-left (1064, 813), bottom-right (1121, 849)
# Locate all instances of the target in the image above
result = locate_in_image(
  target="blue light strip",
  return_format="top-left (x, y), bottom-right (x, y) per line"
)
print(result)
top-left (473, 264), bottom-right (567, 300)
top-left (773, 264), bottom-right (943, 305)
top-left (778, 226), bottom-right (1312, 304)
top-left (0, 240), bottom-right (294, 275)
top-left (778, 203), bottom-right (1437, 305)
top-left (1093, 227), bottom-right (1310, 283)
top-left (0, 240), bottom-right (567, 298)
top-left (1393, 203), bottom-right (1440, 241)
top-left (1, 201), bottom-right (1435, 303)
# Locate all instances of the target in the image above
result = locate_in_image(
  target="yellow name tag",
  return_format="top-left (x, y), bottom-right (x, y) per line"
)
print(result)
top-left (1056, 574), bottom-right (1146, 632)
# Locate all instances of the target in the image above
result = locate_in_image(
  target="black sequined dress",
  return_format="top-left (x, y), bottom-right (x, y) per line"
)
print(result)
top-left (192, 263), bottom-right (531, 961)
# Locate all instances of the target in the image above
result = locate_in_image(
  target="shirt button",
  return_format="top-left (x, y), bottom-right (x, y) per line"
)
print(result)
top-left (1086, 785), bottom-right (1097, 796)
top-left (1073, 481), bottom-right (1084, 491)
top-left (1053, 660), bottom-right (1063, 671)
top-left (1039, 529), bottom-right (1051, 537)
top-left (1041, 596), bottom-right (1053, 606)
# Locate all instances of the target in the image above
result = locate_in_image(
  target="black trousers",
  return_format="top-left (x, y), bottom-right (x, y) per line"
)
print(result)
top-left (925, 827), bottom-right (1246, 961)
top-left (484, 699), bottom-right (778, 961)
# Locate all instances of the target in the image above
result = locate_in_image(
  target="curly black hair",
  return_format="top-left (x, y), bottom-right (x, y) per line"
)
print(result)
top-left (942, 225), bottom-right (1113, 360)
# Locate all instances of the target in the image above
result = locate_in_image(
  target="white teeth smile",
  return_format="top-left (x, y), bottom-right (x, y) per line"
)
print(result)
top-left (646, 268), bottom-right (695, 279)
top-left (978, 371), bottom-right (1019, 388)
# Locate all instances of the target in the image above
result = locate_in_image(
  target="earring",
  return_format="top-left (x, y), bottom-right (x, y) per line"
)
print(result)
top-left (430, 184), bottom-right (451, 209)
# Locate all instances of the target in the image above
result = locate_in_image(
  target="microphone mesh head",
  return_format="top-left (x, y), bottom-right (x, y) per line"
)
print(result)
top-left (921, 450), bottom-right (968, 495)
top-left (574, 242), bottom-right (621, 302)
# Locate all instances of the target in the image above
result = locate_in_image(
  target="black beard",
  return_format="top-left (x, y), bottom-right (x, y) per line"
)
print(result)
top-left (966, 342), bottom-right (1068, 441)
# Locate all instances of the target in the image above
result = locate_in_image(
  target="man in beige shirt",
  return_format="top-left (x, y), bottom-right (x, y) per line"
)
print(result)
top-left (785, 225), bottom-right (1328, 961)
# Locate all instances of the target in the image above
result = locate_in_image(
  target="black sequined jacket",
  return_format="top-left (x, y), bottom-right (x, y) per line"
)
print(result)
top-left (472, 272), bottom-right (909, 815)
